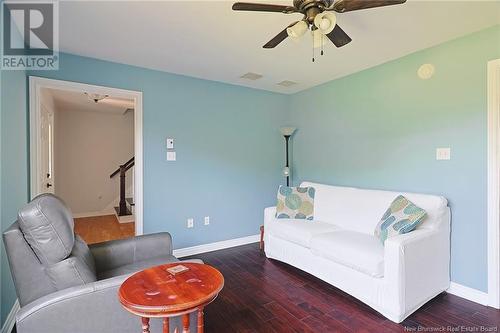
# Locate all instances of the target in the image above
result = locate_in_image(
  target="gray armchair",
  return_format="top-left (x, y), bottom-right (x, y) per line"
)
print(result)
top-left (3, 194), bottom-right (200, 333)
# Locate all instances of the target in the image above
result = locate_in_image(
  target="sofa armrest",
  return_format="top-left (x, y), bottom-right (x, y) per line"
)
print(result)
top-left (90, 232), bottom-right (173, 273)
top-left (384, 227), bottom-right (450, 316)
top-left (264, 206), bottom-right (276, 225)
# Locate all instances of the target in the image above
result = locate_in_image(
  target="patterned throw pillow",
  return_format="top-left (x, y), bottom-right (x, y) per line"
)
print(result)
top-left (374, 195), bottom-right (427, 244)
top-left (276, 186), bottom-right (315, 220)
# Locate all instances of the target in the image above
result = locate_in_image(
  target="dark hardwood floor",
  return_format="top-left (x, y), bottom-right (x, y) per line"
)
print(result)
top-left (186, 243), bottom-right (500, 332)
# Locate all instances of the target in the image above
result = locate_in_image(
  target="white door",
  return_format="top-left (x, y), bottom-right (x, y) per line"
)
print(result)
top-left (39, 104), bottom-right (55, 194)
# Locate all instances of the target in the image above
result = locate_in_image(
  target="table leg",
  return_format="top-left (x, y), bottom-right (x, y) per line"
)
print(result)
top-left (141, 317), bottom-right (150, 333)
top-left (197, 308), bottom-right (204, 333)
top-left (182, 314), bottom-right (190, 333)
top-left (163, 317), bottom-right (169, 333)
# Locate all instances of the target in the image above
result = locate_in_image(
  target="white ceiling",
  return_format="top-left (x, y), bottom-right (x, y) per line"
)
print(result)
top-left (46, 88), bottom-right (134, 115)
top-left (57, 1), bottom-right (500, 94)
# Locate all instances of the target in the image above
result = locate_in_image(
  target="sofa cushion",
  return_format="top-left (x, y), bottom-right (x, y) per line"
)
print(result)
top-left (301, 182), bottom-right (448, 234)
top-left (267, 219), bottom-right (339, 248)
top-left (374, 195), bottom-right (427, 244)
top-left (17, 194), bottom-right (75, 265)
top-left (276, 186), bottom-right (315, 220)
top-left (310, 230), bottom-right (384, 278)
top-left (97, 254), bottom-right (179, 280)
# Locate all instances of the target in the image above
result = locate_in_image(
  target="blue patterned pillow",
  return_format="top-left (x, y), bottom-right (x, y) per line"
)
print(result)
top-left (275, 186), bottom-right (315, 220)
top-left (374, 195), bottom-right (427, 244)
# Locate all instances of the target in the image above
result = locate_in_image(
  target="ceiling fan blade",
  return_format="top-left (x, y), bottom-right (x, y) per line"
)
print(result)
top-left (263, 22), bottom-right (298, 48)
top-left (333, 0), bottom-right (406, 12)
top-left (232, 2), bottom-right (297, 13)
top-left (326, 24), bottom-right (352, 47)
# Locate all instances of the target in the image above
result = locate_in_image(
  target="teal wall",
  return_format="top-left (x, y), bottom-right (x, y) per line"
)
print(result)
top-left (0, 53), bottom-right (288, 324)
top-left (0, 68), bottom-right (27, 324)
top-left (288, 25), bottom-right (500, 292)
top-left (0, 14), bottom-right (28, 323)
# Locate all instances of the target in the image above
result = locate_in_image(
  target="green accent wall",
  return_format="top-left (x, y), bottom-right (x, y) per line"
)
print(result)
top-left (289, 25), bottom-right (500, 292)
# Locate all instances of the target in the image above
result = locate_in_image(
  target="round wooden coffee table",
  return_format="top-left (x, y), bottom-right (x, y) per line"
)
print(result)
top-left (119, 263), bottom-right (224, 333)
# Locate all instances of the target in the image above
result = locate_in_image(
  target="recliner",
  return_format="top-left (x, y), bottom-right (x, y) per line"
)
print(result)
top-left (3, 193), bottom-right (200, 332)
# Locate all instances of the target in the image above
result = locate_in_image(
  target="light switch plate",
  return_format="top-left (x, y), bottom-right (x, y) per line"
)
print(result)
top-left (167, 151), bottom-right (176, 161)
top-left (436, 148), bottom-right (451, 160)
top-left (187, 218), bottom-right (194, 228)
top-left (204, 216), bottom-right (210, 225)
top-left (166, 138), bottom-right (174, 149)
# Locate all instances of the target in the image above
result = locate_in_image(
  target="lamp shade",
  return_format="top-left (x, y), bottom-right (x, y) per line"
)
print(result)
top-left (280, 127), bottom-right (296, 136)
top-left (286, 21), bottom-right (308, 39)
top-left (314, 12), bottom-right (336, 35)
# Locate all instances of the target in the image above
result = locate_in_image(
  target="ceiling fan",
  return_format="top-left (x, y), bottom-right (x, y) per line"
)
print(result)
top-left (232, 0), bottom-right (407, 51)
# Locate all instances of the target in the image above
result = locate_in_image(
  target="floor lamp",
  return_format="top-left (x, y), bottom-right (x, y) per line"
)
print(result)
top-left (280, 127), bottom-right (296, 186)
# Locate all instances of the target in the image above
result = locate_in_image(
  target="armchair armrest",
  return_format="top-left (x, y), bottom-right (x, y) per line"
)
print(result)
top-left (16, 275), bottom-right (134, 332)
top-left (16, 274), bottom-right (198, 333)
top-left (384, 227), bottom-right (450, 317)
top-left (90, 232), bottom-right (173, 273)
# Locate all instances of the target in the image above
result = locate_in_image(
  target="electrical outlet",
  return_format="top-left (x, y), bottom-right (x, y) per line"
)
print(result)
top-left (436, 148), bottom-right (451, 160)
top-left (167, 151), bottom-right (176, 161)
top-left (204, 216), bottom-right (210, 225)
top-left (187, 218), bottom-right (194, 228)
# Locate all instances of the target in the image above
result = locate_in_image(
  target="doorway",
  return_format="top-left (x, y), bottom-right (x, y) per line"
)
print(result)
top-left (29, 77), bottom-right (144, 243)
top-left (487, 59), bottom-right (500, 309)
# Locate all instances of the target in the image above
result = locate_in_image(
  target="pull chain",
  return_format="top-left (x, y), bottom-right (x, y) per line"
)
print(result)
top-left (321, 34), bottom-right (324, 56)
top-left (312, 37), bottom-right (315, 62)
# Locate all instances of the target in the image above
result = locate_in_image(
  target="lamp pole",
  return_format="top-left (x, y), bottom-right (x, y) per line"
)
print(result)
top-left (280, 127), bottom-right (296, 187)
top-left (284, 135), bottom-right (290, 186)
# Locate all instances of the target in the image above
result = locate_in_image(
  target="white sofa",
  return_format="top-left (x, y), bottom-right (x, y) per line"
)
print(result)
top-left (264, 181), bottom-right (450, 323)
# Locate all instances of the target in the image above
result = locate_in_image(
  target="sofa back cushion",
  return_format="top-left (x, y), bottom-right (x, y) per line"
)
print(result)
top-left (301, 182), bottom-right (448, 234)
top-left (17, 193), bottom-right (75, 265)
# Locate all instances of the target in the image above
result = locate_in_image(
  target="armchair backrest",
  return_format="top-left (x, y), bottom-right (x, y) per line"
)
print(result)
top-left (3, 194), bottom-right (97, 307)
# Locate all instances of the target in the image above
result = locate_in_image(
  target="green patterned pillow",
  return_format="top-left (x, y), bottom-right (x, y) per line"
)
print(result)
top-left (276, 186), bottom-right (315, 220)
top-left (374, 195), bottom-right (427, 244)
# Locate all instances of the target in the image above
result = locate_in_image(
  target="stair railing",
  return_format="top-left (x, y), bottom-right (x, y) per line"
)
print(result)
top-left (110, 157), bottom-right (134, 216)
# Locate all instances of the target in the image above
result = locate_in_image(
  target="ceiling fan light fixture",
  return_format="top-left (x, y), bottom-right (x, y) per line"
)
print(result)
top-left (84, 92), bottom-right (109, 103)
top-left (314, 12), bottom-right (336, 34)
top-left (286, 20), bottom-right (308, 38)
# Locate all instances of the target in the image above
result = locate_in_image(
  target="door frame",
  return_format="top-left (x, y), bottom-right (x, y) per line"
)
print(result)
top-left (487, 58), bottom-right (500, 308)
top-left (29, 76), bottom-right (144, 235)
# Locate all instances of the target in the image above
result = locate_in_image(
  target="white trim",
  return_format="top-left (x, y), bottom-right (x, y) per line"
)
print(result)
top-left (487, 58), bottom-right (500, 309)
top-left (447, 282), bottom-right (489, 306)
top-left (72, 211), bottom-right (115, 219)
top-left (173, 234), bottom-right (260, 258)
top-left (1, 299), bottom-right (19, 333)
top-left (28, 77), bottom-right (144, 236)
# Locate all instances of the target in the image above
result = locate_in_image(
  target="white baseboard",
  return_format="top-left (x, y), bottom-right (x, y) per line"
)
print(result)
top-left (73, 209), bottom-right (114, 219)
top-left (173, 234), bottom-right (259, 258)
top-left (1, 299), bottom-right (19, 333)
top-left (447, 282), bottom-right (489, 306)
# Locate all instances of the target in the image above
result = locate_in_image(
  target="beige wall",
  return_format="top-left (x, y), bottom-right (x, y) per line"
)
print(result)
top-left (54, 106), bottom-right (134, 215)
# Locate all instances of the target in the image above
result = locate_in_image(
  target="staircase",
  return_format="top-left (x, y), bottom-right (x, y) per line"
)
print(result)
top-left (110, 157), bottom-right (135, 223)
